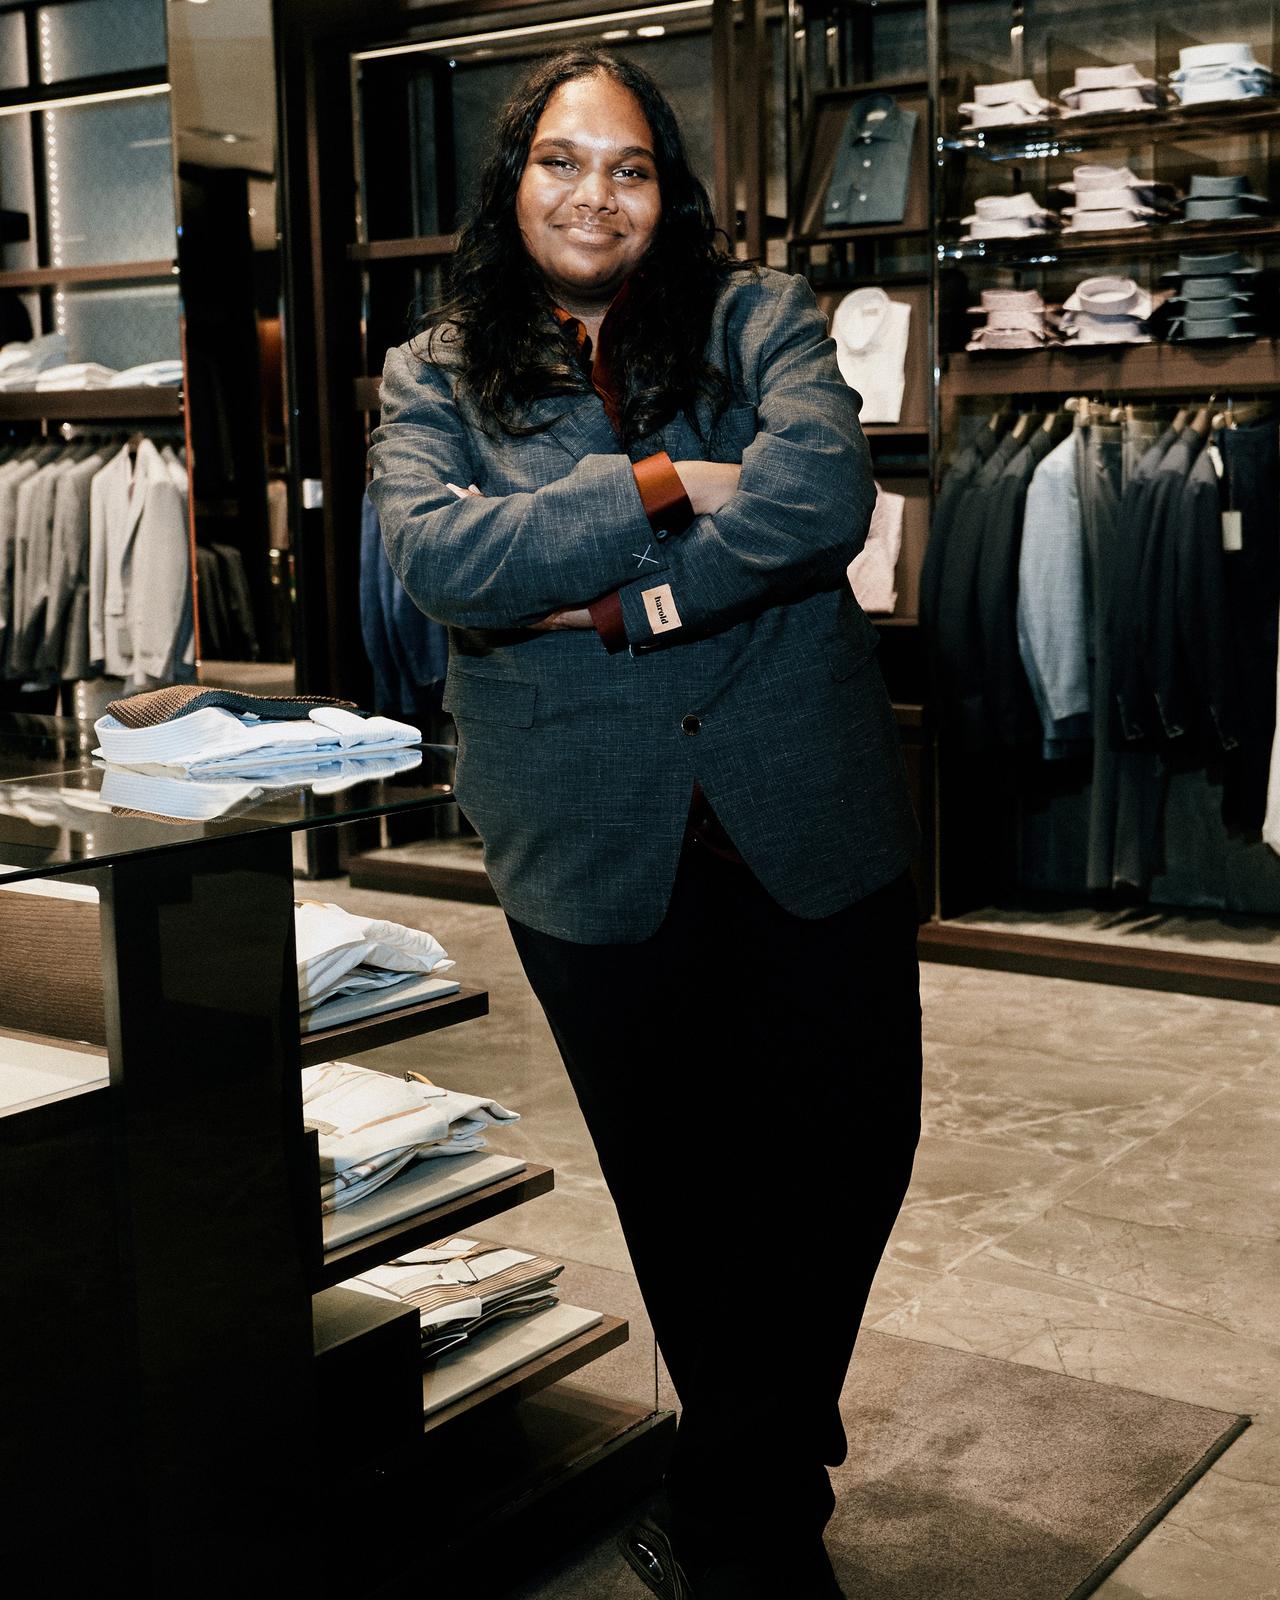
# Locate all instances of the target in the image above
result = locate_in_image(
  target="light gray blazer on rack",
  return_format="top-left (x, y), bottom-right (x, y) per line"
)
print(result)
top-left (89, 439), bottom-right (191, 686)
top-left (369, 266), bottom-right (917, 944)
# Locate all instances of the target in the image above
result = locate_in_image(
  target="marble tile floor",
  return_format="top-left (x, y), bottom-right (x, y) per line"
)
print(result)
top-left (316, 878), bottom-right (1280, 1598)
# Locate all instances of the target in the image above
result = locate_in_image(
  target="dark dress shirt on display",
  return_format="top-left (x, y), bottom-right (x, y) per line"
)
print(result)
top-left (822, 94), bottom-right (918, 229)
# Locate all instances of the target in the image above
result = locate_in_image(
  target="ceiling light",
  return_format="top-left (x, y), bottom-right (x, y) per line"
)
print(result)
top-left (355, 2), bottom-right (709, 62)
top-left (601, 28), bottom-right (630, 39)
top-left (637, 24), bottom-right (666, 35)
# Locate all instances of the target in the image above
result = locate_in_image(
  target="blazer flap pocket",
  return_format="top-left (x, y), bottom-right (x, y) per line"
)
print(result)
top-left (825, 621), bottom-right (878, 682)
top-left (443, 668), bottom-right (537, 727)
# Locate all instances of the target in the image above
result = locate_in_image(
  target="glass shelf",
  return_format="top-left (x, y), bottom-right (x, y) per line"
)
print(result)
top-left (939, 98), bottom-right (1280, 163)
top-left (0, 714), bottom-right (457, 884)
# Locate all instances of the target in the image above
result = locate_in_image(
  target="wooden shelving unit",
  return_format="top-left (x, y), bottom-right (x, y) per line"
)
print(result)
top-left (299, 982), bottom-right (489, 1067)
top-left (0, 386), bottom-right (183, 421)
top-left (0, 259), bottom-right (177, 291)
top-left (317, 1163), bottom-right (554, 1288)
top-left (945, 339), bottom-right (1280, 397)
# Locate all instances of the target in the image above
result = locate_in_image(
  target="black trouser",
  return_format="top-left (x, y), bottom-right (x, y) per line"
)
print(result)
top-left (507, 839), bottom-right (922, 1564)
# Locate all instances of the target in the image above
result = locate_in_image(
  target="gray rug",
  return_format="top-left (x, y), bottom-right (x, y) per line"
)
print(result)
top-left (505, 1329), bottom-right (1249, 1600)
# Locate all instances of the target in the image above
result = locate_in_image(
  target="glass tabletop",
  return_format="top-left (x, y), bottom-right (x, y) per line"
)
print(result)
top-left (0, 713), bottom-right (458, 883)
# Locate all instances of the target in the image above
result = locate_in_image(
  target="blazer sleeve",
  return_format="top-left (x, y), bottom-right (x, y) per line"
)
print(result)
top-left (367, 344), bottom-right (660, 631)
top-left (612, 275), bottom-right (875, 647)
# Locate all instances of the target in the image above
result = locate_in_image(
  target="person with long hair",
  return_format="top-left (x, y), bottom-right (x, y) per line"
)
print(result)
top-left (369, 47), bottom-right (922, 1600)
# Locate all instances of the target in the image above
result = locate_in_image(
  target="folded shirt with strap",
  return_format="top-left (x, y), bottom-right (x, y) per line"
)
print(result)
top-left (94, 703), bottom-right (420, 773)
top-left (303, 1062), bottom-right (519, 1211)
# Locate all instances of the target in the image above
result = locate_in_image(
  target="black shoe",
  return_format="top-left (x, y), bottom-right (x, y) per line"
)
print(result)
top-left (619, 1516), bottom-right (696, 1600)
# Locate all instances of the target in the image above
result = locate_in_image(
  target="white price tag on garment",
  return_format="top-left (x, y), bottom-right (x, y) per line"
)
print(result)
top-left (1222, 511), bottom-right (1243, 552)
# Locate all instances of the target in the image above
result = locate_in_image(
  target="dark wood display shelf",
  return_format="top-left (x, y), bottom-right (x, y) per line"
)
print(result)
top-left (0, 259), bottom-right (176, 290)
top-left (423, 1313), bottom-right (628, 1433)
top-left (941, 215), bottom-right (1280, 265)
top-left (349, 234), bottom-right (456, 263)
top-left (919, 920), bottom-right (1280, 1005)
top-left (0, 386), bottom-right (183, 421)
top-left (943, 97), bottom-right (1280, 161)
top-left (316, 1162), bottom-right (555, 1288)
top-left (864, 424), bottom-right (930, 438)
top-left (945, 339), bottom-right (1280, 397)
top-left (348, 844), bottom-right (499, 904)
top-left (874, 615), bottom-right (921, 627)
top-left (298, 983), bottom-right (489, 1068)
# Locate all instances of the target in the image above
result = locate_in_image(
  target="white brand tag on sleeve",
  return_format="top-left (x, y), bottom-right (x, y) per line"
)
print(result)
top-left (642, 584), bottom-right (683, 634)
top-left (1222, 510), bottom-right (1243, 552)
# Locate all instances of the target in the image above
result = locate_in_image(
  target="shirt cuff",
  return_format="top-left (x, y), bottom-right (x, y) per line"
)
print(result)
top-left (632, 452), bottom-right (695, 538)
top-left (588, 591), bottom-right (628, 653)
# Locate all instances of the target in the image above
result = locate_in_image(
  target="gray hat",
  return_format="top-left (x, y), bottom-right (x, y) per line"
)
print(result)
top-left (1160, 250), bottom-right (1262, 280)
top-left (1168, 316), bottom-right (1257, 340)
top-left (1178, 274), bottom-right (1256, 300)
top-left (1186, 173), bottom-right (1269, 203)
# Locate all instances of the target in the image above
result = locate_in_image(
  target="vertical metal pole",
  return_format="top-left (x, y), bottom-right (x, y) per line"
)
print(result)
top-left (741, 0), bottom-right (767, 260)
top-left (711, 0), bottom-right (735, 246)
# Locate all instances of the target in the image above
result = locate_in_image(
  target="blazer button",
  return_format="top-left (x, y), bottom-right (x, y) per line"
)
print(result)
top-left (681, 714), bottom-right (701, 735)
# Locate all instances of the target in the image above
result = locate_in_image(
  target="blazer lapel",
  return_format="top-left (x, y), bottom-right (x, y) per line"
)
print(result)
top-left (537, 390), bottom-right (620, 464)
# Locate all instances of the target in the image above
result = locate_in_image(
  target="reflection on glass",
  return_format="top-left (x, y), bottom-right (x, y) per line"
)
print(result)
top-left (36, 0), bottom-right (166, 84)
top-left (59, 282), bottom-right (180, 371)
top-left (0, 14), bottom-right (28, 91)
top-left (44, 96), bottom-right (177, 268)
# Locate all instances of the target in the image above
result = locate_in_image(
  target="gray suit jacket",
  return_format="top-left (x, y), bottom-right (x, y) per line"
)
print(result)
top-left (369, 266), bottom-right (917, 943)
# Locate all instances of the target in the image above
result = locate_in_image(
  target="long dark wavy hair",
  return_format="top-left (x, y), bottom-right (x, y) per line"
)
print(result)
top-left (417, 48), bottom-right (748, 447)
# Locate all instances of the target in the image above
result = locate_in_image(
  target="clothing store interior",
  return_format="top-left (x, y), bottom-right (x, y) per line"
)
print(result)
top-left (2, 0), bottom-right (1279, 1593)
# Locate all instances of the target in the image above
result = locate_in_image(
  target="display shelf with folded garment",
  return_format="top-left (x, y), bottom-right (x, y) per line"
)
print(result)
top-left (941, 96), bottom-right (1280, 162)
top-left (0, 706), bottom-right (662, 1588)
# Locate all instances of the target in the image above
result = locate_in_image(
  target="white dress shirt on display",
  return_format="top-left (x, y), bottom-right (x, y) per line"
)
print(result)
top-left (831, 287), bottom-right (912, 425)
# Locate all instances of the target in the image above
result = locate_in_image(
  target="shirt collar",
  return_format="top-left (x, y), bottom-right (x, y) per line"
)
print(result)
top-left (850, 92), bottom-right (904, 143)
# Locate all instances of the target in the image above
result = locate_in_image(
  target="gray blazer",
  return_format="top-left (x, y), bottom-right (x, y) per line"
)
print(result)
top-left (369, 266), bottom-right (917, 943)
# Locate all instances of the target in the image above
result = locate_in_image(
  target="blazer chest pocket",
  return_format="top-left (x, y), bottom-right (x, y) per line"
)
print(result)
top-left (443, 668), bottom-right (537, 728)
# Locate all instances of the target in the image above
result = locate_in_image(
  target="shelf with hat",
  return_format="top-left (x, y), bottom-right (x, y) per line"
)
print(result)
top-left (940, 214), bottom-right (1280, 265)
top-left (941, 95), bottom-right (1280, 162)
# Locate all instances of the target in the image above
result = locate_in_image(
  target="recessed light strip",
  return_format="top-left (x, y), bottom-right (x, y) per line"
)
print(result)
top-left (355, 1), bottom-right (712, 64)
top-left (0, 83), bottom-right (170, 119)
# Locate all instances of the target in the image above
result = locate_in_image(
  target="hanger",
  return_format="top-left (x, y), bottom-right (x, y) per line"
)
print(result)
top-left (1170, 406), bottom-right (1189, 433)
top-left (1189, 405), bottom-right (1213, 439)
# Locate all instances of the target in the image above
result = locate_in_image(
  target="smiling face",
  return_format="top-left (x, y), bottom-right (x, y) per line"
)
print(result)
top-left (515, 71), bottom-right (662, 314)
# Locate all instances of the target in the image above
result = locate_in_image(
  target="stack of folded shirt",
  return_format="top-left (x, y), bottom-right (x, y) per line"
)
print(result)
top-left (108, 359), bottom-right (185, 387)
top-left (93, 685), bottom-right (421, 775)
top-left (1054, 164), bottom-right (1178, 232)
top-left (302, 1061), bottom-right (521, 1212)
top-left (966, 288), bottom-right (1058, 350)
top-left (1170, 43), bottom-right (1276, 105)
top-left (1161, 250), bottom-right (1261, 342)
top-left (32, 362), bottom-right (119, 390)
top-left (1059, 276), bottom-right (1160, 345)
top-left (0, 333), bottom-right (69, 389)
top-left (95, 747), bottom-right (425, 824)
top-left (1058, 63), bottom-right (1163, 117)
top-left (295, 897), bottom-right (456, 1019)
top-left (1180, 172), bottom-right (1272, 222)
top-left (343, 1237), bottom-right (564, 1361)
top-left (960, 191), bottom-right (1059, 241)
top-left (958, 79), bottom-right (1053, 128)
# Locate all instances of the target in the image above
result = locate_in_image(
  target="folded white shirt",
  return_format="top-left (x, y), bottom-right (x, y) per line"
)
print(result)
top-left (92, 704), bottom-right (420, 773)
top-left (303, 1062), bottom-right (520, 1210)
top-left (33, 362), bottom-right (119, 390)
top-left (295, 898), bottom-right (454, 1011)
top-left (108, 360), bottom-right (185, 387)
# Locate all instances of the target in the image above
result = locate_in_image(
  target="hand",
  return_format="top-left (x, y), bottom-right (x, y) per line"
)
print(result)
top-left (530, 607), bottom-right (594, 631)
top-left (671, 461), bottom-right (741, 517)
